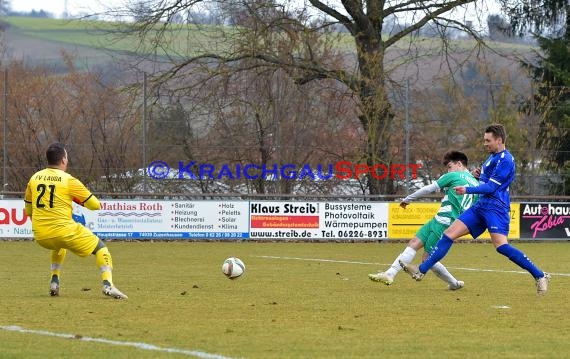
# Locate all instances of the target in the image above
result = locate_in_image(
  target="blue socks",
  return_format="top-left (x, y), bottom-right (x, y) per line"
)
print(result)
top-left (418, 236), bottom-right (544, 279)
top-left (419, 234), bottom-right (454, 274)
top-left (496, 244), bottom-right (544, 279)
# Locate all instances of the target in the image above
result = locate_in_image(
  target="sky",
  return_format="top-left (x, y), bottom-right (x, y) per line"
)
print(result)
top-left (9, 0), bottom-right (502, 31)
top-left (11, 0), bottom-right (502, 17)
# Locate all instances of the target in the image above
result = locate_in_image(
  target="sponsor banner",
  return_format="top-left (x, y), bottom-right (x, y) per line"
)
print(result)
top-left (388, 203), bottom-right (440, 239)
top-left (1, 199), bottom-right (535, 240)
top-left (319, 202), bottom-right (388, 240)
top-left (250, 215), bottom-right (319, 229)
top-left (507, 203), bottom-right (521, 239)
top-left (0, 200), bottom-right (249, 239)
top-left (92, 200), bottom-right (249, 239)
top-left (0, 200), bottom-right (31, 237)
top-left (388, 203), bottom-right (520, 239)
top-left (249, 201), bottom-right (321, 239)
top-left (248, 201), bottom-right (388, 240)
top-left (520, 202), bottom-right (570, 239)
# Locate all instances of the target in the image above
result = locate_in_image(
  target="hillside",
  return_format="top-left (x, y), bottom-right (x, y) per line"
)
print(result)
top-left (0, 15), bottom-right (540, 103)
top-left (1, 17), bottom-right (130, 70)
top-left (4, 29), bottom-right (115, 68)
top-left (1, 16), bottom-right (535, 71)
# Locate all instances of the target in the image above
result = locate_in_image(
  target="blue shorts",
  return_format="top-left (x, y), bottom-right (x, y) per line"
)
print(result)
top-left (458, 203), bottom-right (510, 238)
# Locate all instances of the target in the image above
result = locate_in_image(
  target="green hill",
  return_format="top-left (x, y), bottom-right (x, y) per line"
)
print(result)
top-left (1, 16), bottom-right (226, 69)
top-left (2, 17), bottom-right (124, 68)
top-left (1, 15), bottom-right (535, 88)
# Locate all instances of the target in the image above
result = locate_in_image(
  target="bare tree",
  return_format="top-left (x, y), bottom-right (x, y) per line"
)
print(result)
top-left (0, 57), bottom-right (142, 193)
top-left (108, 0), bottom-right (487, 194)
top-left (185, 67), bottom-right (359, 195)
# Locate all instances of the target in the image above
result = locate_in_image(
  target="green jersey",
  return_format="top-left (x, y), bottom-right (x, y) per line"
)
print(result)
top-left (434, 170), bottom-right (479, 226)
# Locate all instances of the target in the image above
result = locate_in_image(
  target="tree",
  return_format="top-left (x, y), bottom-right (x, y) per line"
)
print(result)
top-left (147, 101), bottom-right (193, 163)
top-left (109, 0), bottom-right (484, 195)
top-left (0, 0), bottom-right (10, 16)
top-left (396, 56), bottom-right (539, 195)
top-left (0, 58), bottom-right (142, 193)
top-left (174, 65), bottom-right (361, 195)
top-left (501, 0), bottom-right (570, 194)
top-left (487, 14), bottom-right (512, 41)
top-left (500, 0), bottom-right (570, 39)
top-left (523, 37), bottom-right (570, 195)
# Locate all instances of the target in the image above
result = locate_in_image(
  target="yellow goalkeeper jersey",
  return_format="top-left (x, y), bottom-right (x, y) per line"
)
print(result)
top-left (24, 168), bottom-right (100, 240)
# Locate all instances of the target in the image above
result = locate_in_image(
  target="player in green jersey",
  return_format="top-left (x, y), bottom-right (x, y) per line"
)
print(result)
top-left (369, 151), bottom-right (479, 289)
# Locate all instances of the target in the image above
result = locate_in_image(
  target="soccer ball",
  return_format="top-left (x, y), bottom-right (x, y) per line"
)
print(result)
top-left (221, 257), bottom-right (245, 279)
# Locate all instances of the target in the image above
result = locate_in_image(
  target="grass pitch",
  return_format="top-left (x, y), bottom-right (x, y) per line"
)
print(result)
top-left (0, 240), bottom-right (568, 359)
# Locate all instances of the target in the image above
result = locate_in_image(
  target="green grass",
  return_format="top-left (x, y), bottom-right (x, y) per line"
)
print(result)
top-left (3, 16), bottom-right (533, 58)
top-left (3, 16), bottom-right (234, 56)
top-left (1, 241), bottom-right (567, 358)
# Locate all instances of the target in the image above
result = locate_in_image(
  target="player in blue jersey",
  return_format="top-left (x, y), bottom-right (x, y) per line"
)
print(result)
top-left (400, 124), bottom-right (551, 295)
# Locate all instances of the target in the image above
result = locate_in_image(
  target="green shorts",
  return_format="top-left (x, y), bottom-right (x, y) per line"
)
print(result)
top-left (415, 218), bottom-right (448, 253)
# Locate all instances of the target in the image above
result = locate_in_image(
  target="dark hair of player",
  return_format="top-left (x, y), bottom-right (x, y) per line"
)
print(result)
top-left (443, 151), bottom-right (468, 167)
top-left (46, 142), bottom-right (67, 166)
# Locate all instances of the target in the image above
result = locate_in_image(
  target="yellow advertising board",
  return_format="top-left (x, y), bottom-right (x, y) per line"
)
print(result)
top-left (388, 203), bottom-right (520, 240)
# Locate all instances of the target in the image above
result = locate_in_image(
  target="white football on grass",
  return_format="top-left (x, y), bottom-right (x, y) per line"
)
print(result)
top-left (222, 257), bottom-right (245, 279)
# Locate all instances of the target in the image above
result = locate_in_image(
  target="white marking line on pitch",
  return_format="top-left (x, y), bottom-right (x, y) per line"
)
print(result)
top-left (255, 255), bottom-right (570, 277)
top-left (0, 325), bottom-right (236, 359)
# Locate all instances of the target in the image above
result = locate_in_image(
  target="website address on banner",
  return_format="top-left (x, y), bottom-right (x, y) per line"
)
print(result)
top-left (250, 230), bottom-right (314, 238)
top-left (250, 229), bottom-right (389, 239)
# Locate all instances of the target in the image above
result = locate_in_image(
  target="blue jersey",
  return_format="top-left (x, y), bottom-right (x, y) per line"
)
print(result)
top-left (466, 149), bottom-right (515, 210)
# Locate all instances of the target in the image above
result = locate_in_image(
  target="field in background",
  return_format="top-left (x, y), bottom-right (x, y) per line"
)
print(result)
top-left (3, 16), bottom-right (533, 64)
top-left (3, 16), bottom-right (225, 56)
top-left (0, 241), bottom-right (568, 358)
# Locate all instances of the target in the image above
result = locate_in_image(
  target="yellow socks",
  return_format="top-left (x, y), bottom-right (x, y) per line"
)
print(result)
top-left (50, 247), bottom-right (116, 287)
top-left (95, 246), bottom-right (114, 286)
top-left (50, 248), bottom-right (66, 280)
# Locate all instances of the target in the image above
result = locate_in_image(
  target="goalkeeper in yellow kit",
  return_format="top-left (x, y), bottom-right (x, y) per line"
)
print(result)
top-left (24, 143), bottom-right (128, 299)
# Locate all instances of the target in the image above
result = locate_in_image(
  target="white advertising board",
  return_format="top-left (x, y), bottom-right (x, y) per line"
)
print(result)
top-left (249, 201), bottom-right (388, 240)
top-left (0, 200), bottom-right (249, 239)
top-left (0, 200), bottom-right (389, 240)
top-left (0, 200), bottom-right (31, 238)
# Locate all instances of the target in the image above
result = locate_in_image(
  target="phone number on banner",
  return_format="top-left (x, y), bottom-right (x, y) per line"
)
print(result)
top-left (95, 232), bottom-right (249, 239)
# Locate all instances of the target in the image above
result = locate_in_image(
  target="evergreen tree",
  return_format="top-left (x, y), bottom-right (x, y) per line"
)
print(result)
top-left (525, 36), bottom-right (570, 194)
top-left (502, 0), bottom-right (570, 194)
